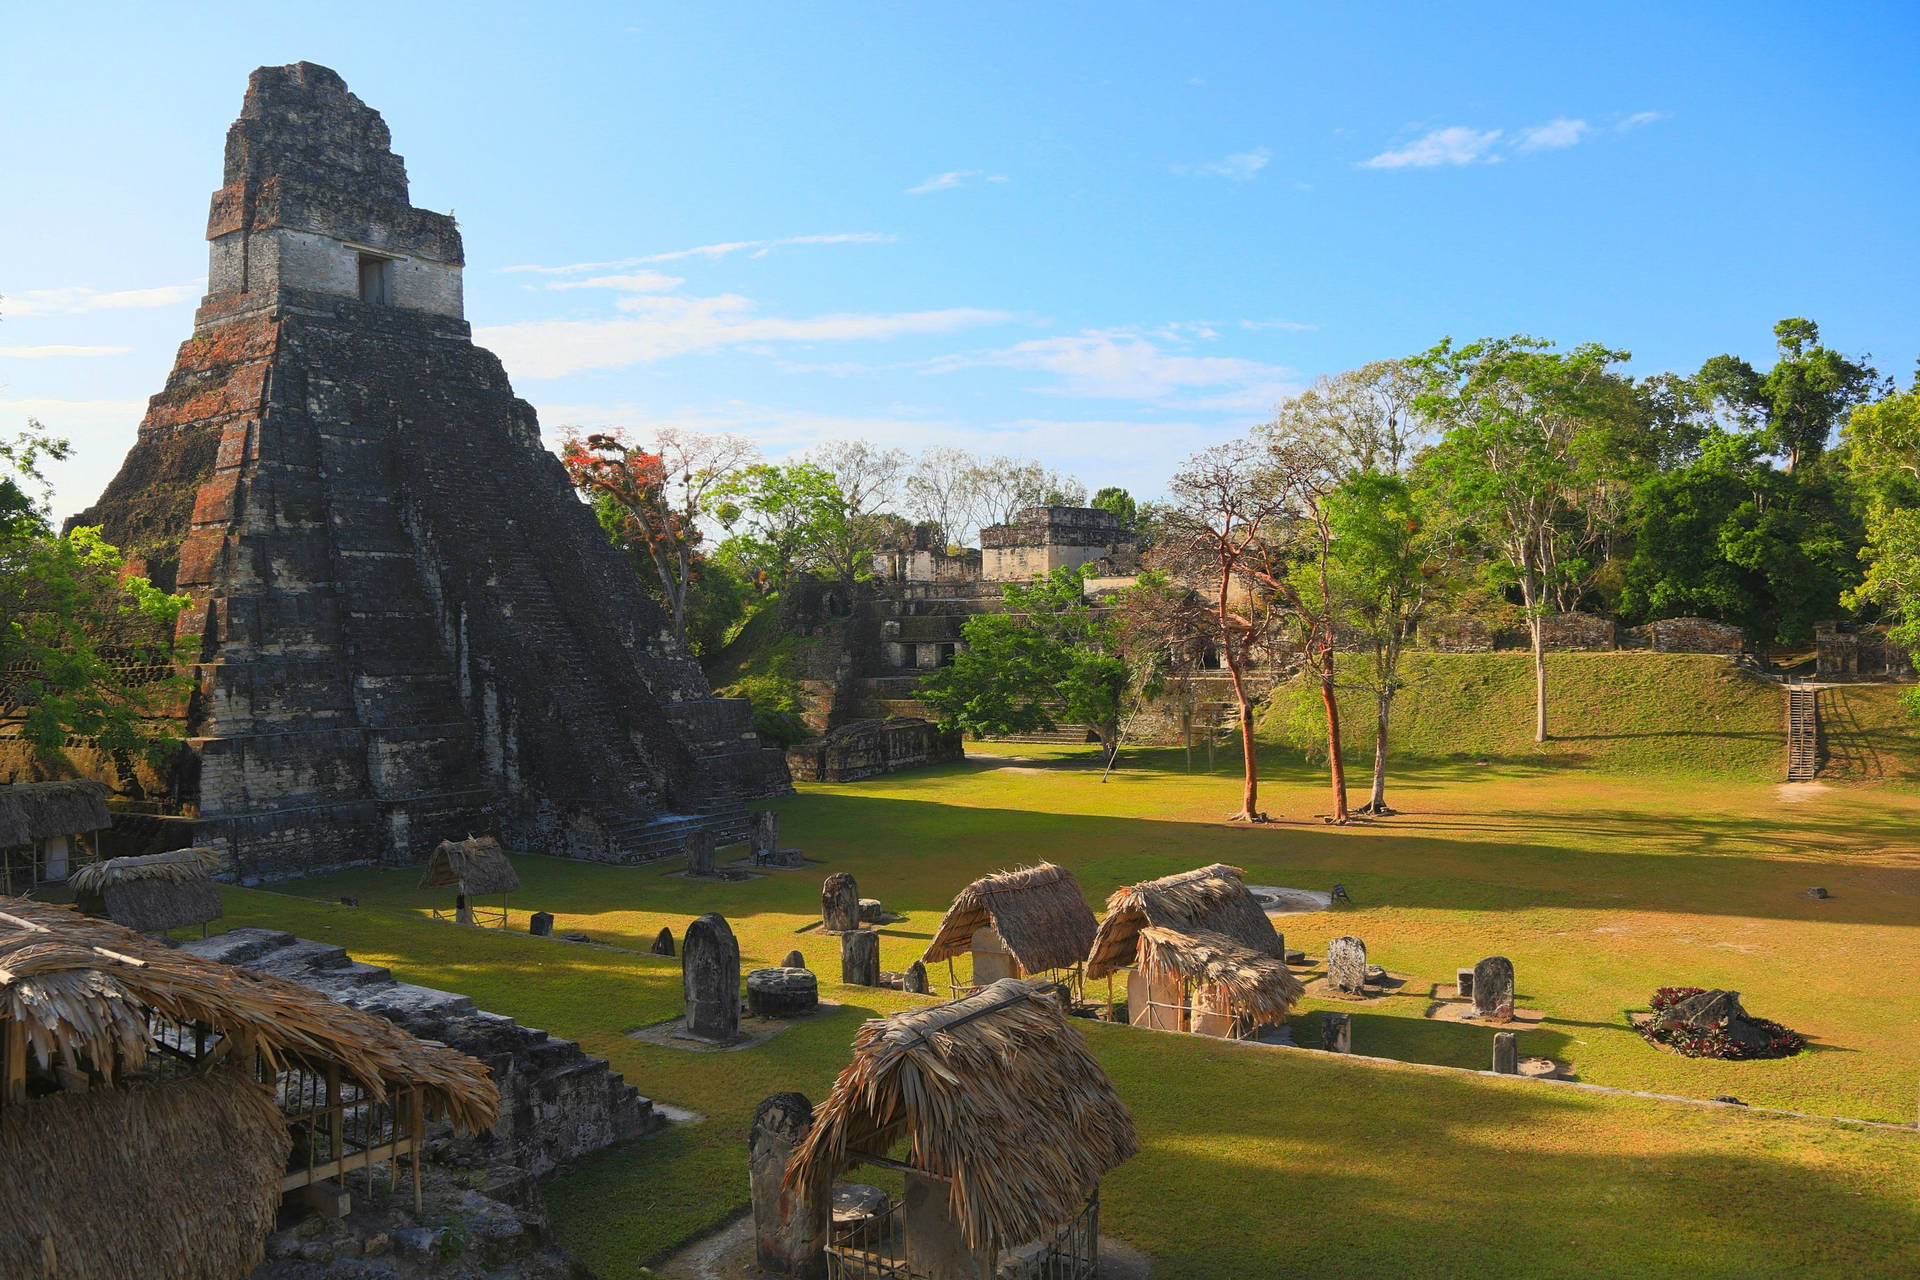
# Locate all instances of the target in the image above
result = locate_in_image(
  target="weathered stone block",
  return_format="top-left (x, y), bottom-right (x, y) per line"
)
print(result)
top-left (1492, 1031), bottom-right (1518, 1074)
top-left (651, 927), bottom-right (675, 957)
top-left (747, 968), bottom-right (819, 1019)
top-left (528, 911), bottom-right (553, 938)
top-left (840, 929), bottom-right (881, 987)
top-left (1322, 1011), bottom-right (1351, 1053)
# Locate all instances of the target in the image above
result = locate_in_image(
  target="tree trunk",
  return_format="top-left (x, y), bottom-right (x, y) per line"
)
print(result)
top-left (1317, 656), bottom-right (1349, 822)
top-left (1369, 690), bottom-right (1390, 811)
top-left (1223, 656), bottom-right (1260, 820)
top-left (1532, 616), bottom-right (1549, 743)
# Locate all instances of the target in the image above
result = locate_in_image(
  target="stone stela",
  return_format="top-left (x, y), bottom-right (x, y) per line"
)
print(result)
top-left (682, 913), bottom-right (741, 1043)
top-left (821, 872), bottom-right (861, 933)
top-left (1327, 936), bottom-right (1368, 994)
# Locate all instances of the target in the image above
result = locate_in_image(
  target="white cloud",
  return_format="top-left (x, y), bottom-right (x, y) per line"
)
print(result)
top-left (500, 233), bottom-right (896, 275)
top-left (928, 328), bottom-right (1300, 412)
top-left (1240, 318), bottom-right (1317, 333)
top-left (1366, 112), bottom-right (1661, 168)
top-left (3, 283), bottom-right (201, 316)
top-left (0, 345), bottom-right (131, 359)
top-left (477, 296), bottom-right (1013, 379)
top-left (904, 170), bottom-right (1008, 195)
top-left (1179, 147), bottom-right (1271, 181)
top-left (546, 271), bottom-right (684, 294)
top-left (1516, 117), bottom-right (1590, 151)
top-left (1362, 126), bottom-right (1504, 169)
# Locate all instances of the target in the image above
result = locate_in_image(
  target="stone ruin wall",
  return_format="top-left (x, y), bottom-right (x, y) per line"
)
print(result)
top-left (784, 718), bottom-right (964, 782)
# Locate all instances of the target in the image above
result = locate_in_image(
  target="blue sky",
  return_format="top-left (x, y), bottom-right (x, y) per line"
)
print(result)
top-left (5, 2), bottom-right (1917, 520)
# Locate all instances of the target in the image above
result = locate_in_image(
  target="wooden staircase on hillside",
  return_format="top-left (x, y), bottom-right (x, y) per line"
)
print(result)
top-left (1786, 683), bottom-right (1820, 781)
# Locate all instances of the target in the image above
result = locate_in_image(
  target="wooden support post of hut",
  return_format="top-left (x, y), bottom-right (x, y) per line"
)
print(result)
top-left (0, 895), bottom-right (499, 1280)
top-left (0, 779), bottom-right (112, 892)
top-left (70, 847), bottom-right (224, 938)
top-left (1084, 864), bottom-right (1304, 1041)
top-left (786, 978), bottom-right (1138, 1280)
top-left (420, 836), bottom-right (520, 927)
top-left (920, 862), bottom-right (1098, 1000)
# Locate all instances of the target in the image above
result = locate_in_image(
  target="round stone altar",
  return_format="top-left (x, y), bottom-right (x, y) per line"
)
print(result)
top-left (747, 967), bottom-right (820, 1018)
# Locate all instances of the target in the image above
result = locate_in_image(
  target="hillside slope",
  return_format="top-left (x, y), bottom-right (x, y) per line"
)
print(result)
top-left (1265, 652), bottom-right (1918, 783)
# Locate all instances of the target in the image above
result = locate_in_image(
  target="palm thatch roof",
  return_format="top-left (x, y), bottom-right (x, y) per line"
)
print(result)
top-left (0, 780), bottom-right (111, 848)
top-left (920, 862), bottom-right (1098, 974)
top-left (70, 848), bottom-right (224, 934)
top-left (1084, 863), bottom-right (1282, 980)
top-left (0, 897), bottom-right (497, 1131)
top-left (0, 1067), bottom-right (288, 1280)
top-left (787, 978), bottom-right (1138, 1253)
top-left (419, 836), bottom-right (520, 896)
top-left (1136, 925), bottom-right (1303, 1026)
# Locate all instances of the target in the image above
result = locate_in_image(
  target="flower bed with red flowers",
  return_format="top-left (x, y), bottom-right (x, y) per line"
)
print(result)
top-left (1634, 986), bottom-right (1804, 1060)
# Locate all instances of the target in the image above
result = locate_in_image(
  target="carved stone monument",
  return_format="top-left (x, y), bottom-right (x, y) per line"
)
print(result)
top-left (651, 927), bottom-right (676, 957)
top-left (685, 828), bottom-right (716, 877)
top-left (1472, 956), bottom-right (1516, 1019)
top-left (904, 960), bottom-right (931, 995)
top-left (841, 928), bottom-right (881, 987)
top-left (1492, 1031), bottom-right (1518, 1074)
top-left (528, 911), bottom-right (554, 938)
top-left (682, 913), bottom-right (740, 1042)
top-left (782, 948), bottom-right (807, 970)
top-left (1322, 1011), bottom-right (1352, 1053)
top-left (821, 872), bottom-right (860, 933)
top-left (749, 1092), bottom-right (829, 1277)
top-left (1327, 936), bottom-right (1368, 994)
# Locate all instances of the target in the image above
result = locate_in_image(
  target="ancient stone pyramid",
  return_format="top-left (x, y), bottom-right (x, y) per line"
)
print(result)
top-left (69, 62), bottom-right (788, 880)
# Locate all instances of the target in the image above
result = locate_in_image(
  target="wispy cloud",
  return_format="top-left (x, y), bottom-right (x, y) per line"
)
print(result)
top-left (477, 297), bottom-right (1013, 379)
top-left (1515, 117), bottom-right (1590, 152)
top-left (0, 344), bottom-right (131, 359)
top-left (905, 170), bottom-right (1008, 195)
top-left (2, 283), bottom-right (201, 316)
top-left (1363, 126), bottom-right (1504, 169)
top-left (1240, 318), bottom-right (1317, 333)
top-left (1364, 111), bottom-right (1662, 168)
top-left (927, 327), bottom-right (1300, 412)
top-left (1177, 147), bottom-right (1271, 181)
top-left (546, 271), bottom-right (685, 294)
top-left (500, 233), bottom-right (896, 275)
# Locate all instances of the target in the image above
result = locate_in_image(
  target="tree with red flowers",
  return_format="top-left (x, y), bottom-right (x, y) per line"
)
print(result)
top-left (560, 428), bottom-right (757, 644)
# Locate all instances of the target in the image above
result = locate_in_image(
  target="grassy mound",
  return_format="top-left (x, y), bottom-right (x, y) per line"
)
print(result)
top-left (1265, 652), bottom-right (1918, 782)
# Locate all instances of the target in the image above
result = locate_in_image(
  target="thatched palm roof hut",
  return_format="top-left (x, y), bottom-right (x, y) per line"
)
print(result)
top-left (920, 862), bottom-right (1098, 976)
top-left (70, 847), bottom-right (224, 935)
top-left (0, 779), bottom-right (111, 850)
top-left (1084, 864), bottom-right (1301, 1033)
top-left (0, 1068), bottom-right (289, 1280)
top-left (0, 898), bottom-right (498, 1280)
top-left (1084, 863), bottom-right (1283, 978)
top-left (421, 836), bottom-right (520, 927)
top-left (0, 897), bottom-right (497, 1130)
top-left (787, 978), bottom-right (1138, 1256)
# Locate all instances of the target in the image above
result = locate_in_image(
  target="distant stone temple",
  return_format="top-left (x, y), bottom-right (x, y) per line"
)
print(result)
top-left (59, 63), bottom-right (788, 879)
top-left (978, 506), bottom-right (1137, 582)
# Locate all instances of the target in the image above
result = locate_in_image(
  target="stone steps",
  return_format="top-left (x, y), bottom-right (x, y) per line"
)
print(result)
top-left (180, 927), bottom-right (659, 1174)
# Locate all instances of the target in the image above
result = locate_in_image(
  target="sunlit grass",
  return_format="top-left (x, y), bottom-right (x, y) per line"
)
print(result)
top-left (216, 717), bottom-right (1920, 1278)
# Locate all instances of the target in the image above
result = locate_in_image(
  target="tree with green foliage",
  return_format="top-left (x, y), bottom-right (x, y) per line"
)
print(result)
top-left (1324, 472), bottom-right (1454, 812)
top-left (1412, 336), bottom-right (1638, 742)
top-left (712, 461), bottom-right (845, 592)
top-left (1618, 430), bottom-right (1862, 647)
top-left (1090, 486), bottom-right (1137, 532)
top-left (917, 565), bottom-right (1128, 760)
top-left (1843, 380), bottom-right (1920, 706)
top-left (1697, 318), bottom-right (1879, 474)
top-left (1, 426), bottom-right (190, 762)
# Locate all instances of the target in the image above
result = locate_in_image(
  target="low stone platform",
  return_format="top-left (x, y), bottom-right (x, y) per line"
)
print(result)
top-left (182, 928), bottom-right (660, 1175)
